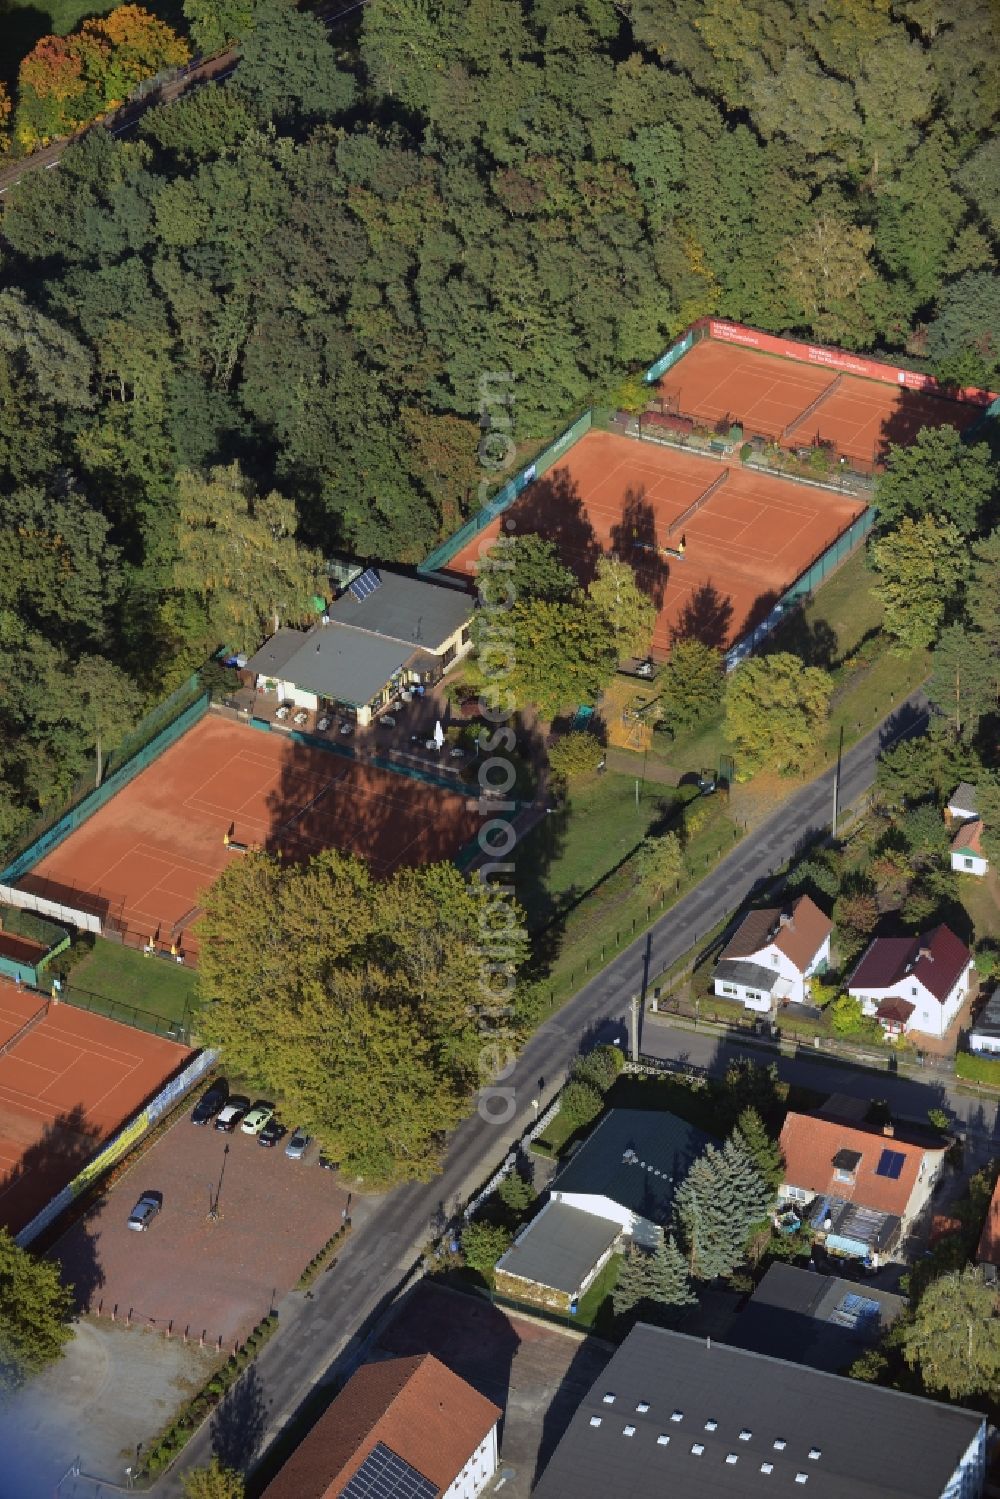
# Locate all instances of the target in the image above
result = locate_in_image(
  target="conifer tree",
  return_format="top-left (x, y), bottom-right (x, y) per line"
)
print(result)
top-left (732, 1107), bottom-right (785, 1192)
top-left (675, 1136), bottom-right (774, 1280)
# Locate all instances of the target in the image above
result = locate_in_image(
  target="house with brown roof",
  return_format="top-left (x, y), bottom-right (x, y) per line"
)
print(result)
top-left (261, 1353), bottom-right (501, 1499)
top-left (778, 1111), bottom-right (946, 1266)
top-left (712, 894), bottom-right (832, 1012)
top-left (951, 818), bottom-right (988, 877)
top-left (976, 1175), bottom-right (1000, 1284)
top-left (848, 924), bottom-right (973, 1041)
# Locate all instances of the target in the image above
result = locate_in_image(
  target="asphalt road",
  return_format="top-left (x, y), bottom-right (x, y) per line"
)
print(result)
top-left (65, 688), bottom-right (938, 1496)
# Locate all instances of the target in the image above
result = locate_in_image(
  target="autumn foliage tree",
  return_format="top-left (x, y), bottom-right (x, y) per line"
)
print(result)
top-left (16, 8), bottom-right (189, 149)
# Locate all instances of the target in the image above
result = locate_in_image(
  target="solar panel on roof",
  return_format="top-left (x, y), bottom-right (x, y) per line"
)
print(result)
top-left (348, 567), bottom-right (382, 602)
top-left (339, 1443), bottom-right (437, 1499)
top-left (876, 1149), bottom-right (905, 1180)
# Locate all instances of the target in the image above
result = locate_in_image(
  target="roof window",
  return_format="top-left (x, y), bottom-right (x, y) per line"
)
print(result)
top-left (773, 1439), bottom-right (787, 1451)
top-left (691, 1443), bottom-right (705, 1456)
top-left (761, 1462), bottom-right (774, 1475)
top-left (636, 1401), bottom-right (650, 1414)
top-left (657, 1435), bottom-right (670, 1447)
top-left (623, 1425), bottom-right (636, 1438)
top-left (602, 1393), bottom-right (616, 1405)
top-left (589, 1417), bottom-right (602, 1429)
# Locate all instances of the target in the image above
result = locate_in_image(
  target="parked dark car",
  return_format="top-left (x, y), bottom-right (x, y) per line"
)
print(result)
top-left (191, 1079), bottom-right (228, 1126)
top-left (258, 1118), bottom-right (286, 1148)
top-left (127, 1191), bottom-right (162, 1232)
top-left (214, 1094), bottom-right (251, 1132)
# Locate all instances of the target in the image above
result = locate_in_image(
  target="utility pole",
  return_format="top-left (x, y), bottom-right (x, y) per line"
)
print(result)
top-left (629, 993), bottom-right (640, 1062)
top-left (832, 723), bottom-right (844, 836)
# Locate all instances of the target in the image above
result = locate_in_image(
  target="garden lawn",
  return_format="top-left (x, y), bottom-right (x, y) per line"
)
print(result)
top-left (516, 771), bottom-right (687, 934)
top-left (575, 1252), bottom-right (621, 1333)
top-left (958, 869), bottom-right (1000, 947)
top-left (64, 938), bottom-right (199, 1033)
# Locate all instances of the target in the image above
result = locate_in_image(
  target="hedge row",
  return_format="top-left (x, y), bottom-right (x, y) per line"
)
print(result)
top-left (137, 1310), bottom-right (279, 1482)
top-left (298, 1219), bottom-right (353, 1289)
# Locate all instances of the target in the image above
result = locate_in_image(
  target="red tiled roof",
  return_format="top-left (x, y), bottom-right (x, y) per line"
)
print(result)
top-left (261, 1354), bottom-right (500, 1499)
top-left (977, 1176), bottom-right (1000, 1268)
top-left (876, 996), bottom-right (916, 1024)
top-left (952, 819), bottom-right (984, 855)
top-left (779, 1112), bottom-right (943, 1217)
top-left (849, 925), bottom-right (971, 1005)
top-left (721, 895), bottom-right (831, 974)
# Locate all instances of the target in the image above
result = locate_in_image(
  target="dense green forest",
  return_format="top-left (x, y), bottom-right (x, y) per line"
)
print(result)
top-left (0, 0), bottom-right (997, 838)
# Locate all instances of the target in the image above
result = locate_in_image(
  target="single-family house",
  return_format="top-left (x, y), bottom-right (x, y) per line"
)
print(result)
top-left (778, 1111), bottom-right (946, 1265)
top-left (712, 895), bottom-right (832, 1012)
top-left (947, 782), bottom-right (980, 823)
top-left (848, 924), bottom-right (973, 1040)
top-left (548, 1108), bottom-right (714, 1248)
top-left (245, 571), bottom-right (474, 727)
top-left (968, 987), bottom-right (1000, 1055)
top-left (533, 1323), bottom-right (988, 1499)
top-left (261, 1353), bottom-right (501, 1499)
top-left (494, 1109), bottom-right (712, 1312)
top-left (730, 1261), bottom-right (905, 1373)
top-left (976, 1174), bottom-right (1000, 1284)
top-left (952, 818), bottom-right (989, 877)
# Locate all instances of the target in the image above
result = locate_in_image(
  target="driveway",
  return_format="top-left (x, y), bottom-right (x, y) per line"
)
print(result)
top-left (53, 1117), bottom-right (350, 1345)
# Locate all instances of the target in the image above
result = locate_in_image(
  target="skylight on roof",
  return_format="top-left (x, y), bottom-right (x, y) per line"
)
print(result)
top-left (623, 1425), bottom-right (636, 1437)
top-left (761, 1462), bottom-right (774, 1475)
top-left (691, 1443), bottom-right (705, 1456)
top-left (636, 1401), bottom-right (650, 1414)
top-left (795, 1475), bottom-right (809, 1485)
top-left (773, 1439), bottom-right (787, 1450)
top-left (705, 1419), bottom-right (718, 1432)
top-left (671, 1410), bottom-right (684, 1422)
top-left (590, 1417), bottom-right (602, 1428)
top-left (739, 1430), bottom-right (752, 1441)
top-left (726, 1454), bottom-right (739, 1465)
top-left (657, 1435), bottom-right (670, 1447)
top-left (808, 1448), bottom-right (822, 1461)
top-left (602, 1393), bottom-right (616, 1404)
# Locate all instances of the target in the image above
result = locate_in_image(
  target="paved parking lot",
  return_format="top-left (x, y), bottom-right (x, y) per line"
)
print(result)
top-left (53, 1110), bottom-right (349, 1343)
top-left (376, 1282), bottom-right (613, 1496)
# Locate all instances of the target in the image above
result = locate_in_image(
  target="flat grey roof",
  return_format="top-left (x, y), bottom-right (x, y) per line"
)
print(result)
top-left (245, 627), bottom-right (311, 679)
top-left (496, 1201), bottom-right (620, 1297)
top-left (275, 626), bottom-right (410, 707)
top-left (731, 1263), bottom-right (905, 1373)
top-left (533, 1324), bottom-right (985, 1499)
top-left (552, 1109), bottom-right (714, 1225)
top-left (714, 958), bottom-right (780, 993)
top-left (329, 571), bottom-right (473, 651)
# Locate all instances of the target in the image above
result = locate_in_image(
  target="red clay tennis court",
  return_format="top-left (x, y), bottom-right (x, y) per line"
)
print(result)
top-left (658, 339), bottom-right (983, 465)
top-left (20, 715), bottom-right (478, 954)
top-left (0, 983), bottom-right (189, 1233)
top-left (449, 429), bottom-right (866, 654)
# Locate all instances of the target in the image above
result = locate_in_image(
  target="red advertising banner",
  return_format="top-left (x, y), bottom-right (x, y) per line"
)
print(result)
top-left (707, 320), bottom-right (997, 407)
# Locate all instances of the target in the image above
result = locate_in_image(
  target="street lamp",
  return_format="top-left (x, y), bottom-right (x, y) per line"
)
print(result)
top-left (208, 1143), bottom-right (230, 1221)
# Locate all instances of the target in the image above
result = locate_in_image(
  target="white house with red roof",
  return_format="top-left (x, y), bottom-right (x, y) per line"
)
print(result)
top-left (712, 894), bottom-right (832, 1012)
top-left (778, 1111), bottom-right (946, 1264)
top-left (946, 783), bottom-right (989, 877)
top-left (847, 924), bottom-right (973, 1040)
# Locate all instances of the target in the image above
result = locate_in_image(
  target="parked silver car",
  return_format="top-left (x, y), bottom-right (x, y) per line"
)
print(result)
top-left (127, 1191), bottom-right (162, 1232)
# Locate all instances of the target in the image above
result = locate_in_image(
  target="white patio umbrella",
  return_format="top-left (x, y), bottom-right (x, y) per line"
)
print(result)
top-left (433, 720), bottom-right (445, 751)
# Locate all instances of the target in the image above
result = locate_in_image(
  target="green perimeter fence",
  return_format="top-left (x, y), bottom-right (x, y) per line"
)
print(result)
top-left (0, 677), bottom-right (211, 888)
top-left (419, 410), bottom-right (593, 576)
top-left (724, 506), bottom-right (875, 670)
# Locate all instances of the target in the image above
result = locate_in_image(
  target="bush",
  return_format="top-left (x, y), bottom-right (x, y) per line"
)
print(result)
top-left (828, 993), bottom-right (883, 1041)
top-left (558, 1078), bottom-right (604, 1132)
top-left (956, 1052), bottom-right (1000, 1086)
top-left (460, 1219), bottom-right (512, 1274)
top-left (572, 1044), bottom-right (625, 1095)
top-left (548, 731), bottom-right (604, 782)
top-left (498, 1169), bottom-right (534, 1214)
